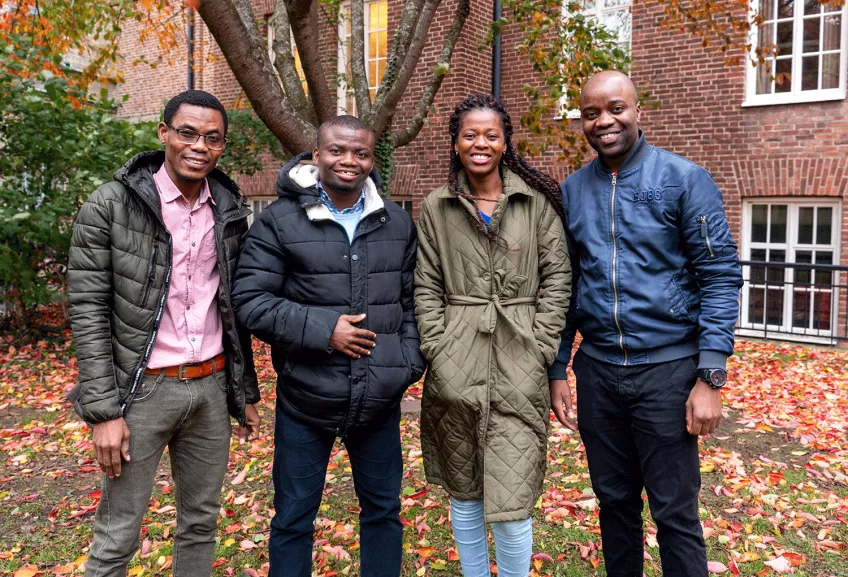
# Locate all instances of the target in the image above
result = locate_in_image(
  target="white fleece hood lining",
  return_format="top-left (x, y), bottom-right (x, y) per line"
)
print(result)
top-left (289, 162), bottom-right (383, 223)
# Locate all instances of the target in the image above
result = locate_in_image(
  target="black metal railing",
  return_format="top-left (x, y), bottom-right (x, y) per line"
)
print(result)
top-left (737, 260), bottom-right (848, 345)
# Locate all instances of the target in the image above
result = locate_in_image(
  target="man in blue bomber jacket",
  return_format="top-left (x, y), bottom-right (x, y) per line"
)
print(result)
top-left (548, 71), bottom-right (744, 577)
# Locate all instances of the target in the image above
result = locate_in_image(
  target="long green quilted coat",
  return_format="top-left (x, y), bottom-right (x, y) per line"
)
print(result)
top-left (414, 168), bottom-right (571, 522)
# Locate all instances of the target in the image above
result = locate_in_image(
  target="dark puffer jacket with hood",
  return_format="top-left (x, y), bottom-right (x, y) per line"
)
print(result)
top-left (232, 152), bottom-right (425, 437)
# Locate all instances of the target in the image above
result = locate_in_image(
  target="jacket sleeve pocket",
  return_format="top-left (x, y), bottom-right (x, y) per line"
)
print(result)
top-left (698, 212), bottom-right (734, 259)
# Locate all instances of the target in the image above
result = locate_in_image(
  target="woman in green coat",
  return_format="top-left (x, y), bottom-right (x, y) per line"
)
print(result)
top-left (414, 94), bottom-right (571, 577)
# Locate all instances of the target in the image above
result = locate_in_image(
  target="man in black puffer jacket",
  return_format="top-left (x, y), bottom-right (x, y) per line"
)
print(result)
top-left (232, 115), bottom-right (425, 577)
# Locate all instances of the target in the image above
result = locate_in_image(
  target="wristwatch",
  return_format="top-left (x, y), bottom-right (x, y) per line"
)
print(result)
top-left (696, 368), bottom-right (727, 389)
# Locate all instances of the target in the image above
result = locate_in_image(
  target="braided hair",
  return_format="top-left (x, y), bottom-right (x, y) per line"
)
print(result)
top-left (447, 93), bottom-right (565, 244)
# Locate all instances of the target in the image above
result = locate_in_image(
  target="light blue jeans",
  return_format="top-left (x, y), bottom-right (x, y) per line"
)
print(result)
top-left (450, 498), bottom-right (533, 577)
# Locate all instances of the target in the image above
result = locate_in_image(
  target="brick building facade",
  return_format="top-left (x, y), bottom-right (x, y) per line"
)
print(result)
top-left (114, 0), bottom-right (848, 343)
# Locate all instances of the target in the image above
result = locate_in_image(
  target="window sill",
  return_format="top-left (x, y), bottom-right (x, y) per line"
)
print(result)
top-left (741, 89), bottom-right (847, 108)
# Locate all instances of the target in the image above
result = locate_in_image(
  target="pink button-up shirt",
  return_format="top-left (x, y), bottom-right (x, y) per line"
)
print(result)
top-left (147, 165), bottom-right (224, 369)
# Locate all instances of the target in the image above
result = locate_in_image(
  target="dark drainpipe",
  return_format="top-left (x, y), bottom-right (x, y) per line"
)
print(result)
top-left (187, 8), bottom-right (195, 90)
top-left (492, 0), bottom-right (502, 99)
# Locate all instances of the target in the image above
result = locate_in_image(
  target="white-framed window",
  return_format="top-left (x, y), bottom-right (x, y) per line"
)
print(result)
top-left (560, 0), bottom-right (633, 119)
top-left (744, 0), bottom-right (847, 106)
top-left (740, 199), bottom-right (842, 338)
top-left (337, 0), bottom-right (389, 114)
top-left (248, 196), bottom-right (277, 226)
top-left (582, 0), bottom-right (632, 53)
top-left (393, 197), bottom-right (414, 217)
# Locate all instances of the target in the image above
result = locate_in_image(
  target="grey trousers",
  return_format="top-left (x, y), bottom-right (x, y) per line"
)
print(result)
top-left (84, 369), bottom-right (232, 577)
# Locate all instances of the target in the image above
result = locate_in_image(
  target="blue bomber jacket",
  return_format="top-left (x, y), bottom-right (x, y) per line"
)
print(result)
top-left (549, 132), bottom-right (744, 378)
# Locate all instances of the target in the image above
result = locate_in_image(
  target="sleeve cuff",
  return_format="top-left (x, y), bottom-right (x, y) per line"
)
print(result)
top-left (301, 308), bottom-right (342, 351)
top-left (698, 350), bottom-right (729, 370)
top-left (548, 361), bottom-right (569, 380)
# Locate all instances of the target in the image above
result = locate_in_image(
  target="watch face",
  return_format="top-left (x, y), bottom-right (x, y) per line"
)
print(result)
top-left (710, 370), bottom-right (727, 387)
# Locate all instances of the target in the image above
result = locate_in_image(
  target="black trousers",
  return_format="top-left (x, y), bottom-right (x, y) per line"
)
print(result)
top-left (573, 349), bottom-right (707, 577)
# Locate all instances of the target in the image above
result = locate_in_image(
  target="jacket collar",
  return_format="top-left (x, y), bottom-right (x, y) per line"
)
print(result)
top-left (435, 167), bottom-right (535, 199)
top-left (592, 129), bottom-right (653, 177)
top-left (114, 150), bottom-right (245, 221)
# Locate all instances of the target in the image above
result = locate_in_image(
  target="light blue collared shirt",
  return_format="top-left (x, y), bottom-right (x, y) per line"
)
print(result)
top-left (317, 182), bottom-right (366, 243)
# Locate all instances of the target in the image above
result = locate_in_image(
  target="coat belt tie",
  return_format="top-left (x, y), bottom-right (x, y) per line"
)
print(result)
top-left (447, 294), bottom-right (536, 334)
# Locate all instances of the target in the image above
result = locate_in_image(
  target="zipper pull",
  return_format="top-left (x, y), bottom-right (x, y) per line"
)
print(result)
top-left (700, 215), bottom-right (716, 257)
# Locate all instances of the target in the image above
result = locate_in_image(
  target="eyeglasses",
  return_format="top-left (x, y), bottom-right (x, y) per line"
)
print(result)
top-left (167, 124), bottom-right (228, 150)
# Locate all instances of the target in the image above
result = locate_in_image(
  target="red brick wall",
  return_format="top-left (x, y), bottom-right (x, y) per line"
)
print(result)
top-left (390, 0), bottom-right (494, 216)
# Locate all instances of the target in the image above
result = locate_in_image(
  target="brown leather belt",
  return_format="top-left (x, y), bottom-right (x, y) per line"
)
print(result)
top-left (145, 353), bottom-right (226, 380)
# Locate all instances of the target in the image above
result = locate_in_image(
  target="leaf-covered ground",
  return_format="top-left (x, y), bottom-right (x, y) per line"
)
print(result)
top-left (1, 308), bottom-right (846, 577)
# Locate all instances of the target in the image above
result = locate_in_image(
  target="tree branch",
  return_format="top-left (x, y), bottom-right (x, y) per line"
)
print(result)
top-left (284, 0), bottom-right (335, 124)
top-left (390, 0), bottom-right (470, 148)
top-left (364, 0), bottom-right (426, 124)
top-left (350, 0), bottom-right (371, 119)
top-left (370, 0), bottom-right (439, 134)
top-left (197, 0), bottom-right (316, 152)
top-left (271, 0), bottom-right (313, 123)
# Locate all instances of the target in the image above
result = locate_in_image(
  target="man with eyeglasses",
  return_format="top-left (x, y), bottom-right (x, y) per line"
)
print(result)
top-left (68, 90), bottom-right (260, 577)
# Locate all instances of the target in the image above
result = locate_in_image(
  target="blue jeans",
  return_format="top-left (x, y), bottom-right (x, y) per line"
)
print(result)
top-left (450, 498), bottom-right (532, 577)
top-left (269, 404), bottom-right (403, 577)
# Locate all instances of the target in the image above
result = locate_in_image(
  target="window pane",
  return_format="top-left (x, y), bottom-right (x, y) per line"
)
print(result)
top-left (378, 0), bottom-right (387, 28)
top-left (767, 249), bottom-right (785, 283)
top-left (803, 17), bottom-right (821, 52)
top-left (759, 22), bottom-right (775, 49)
top-left (601, 8), bottom-right (631, 44)
top-left (795, 249), bottom-right (812, 285)
top-left (762, 0), bottom-right (776, 20)
top-left (750, 248), bottom-right (767, 282)
top-left (802, 55), bottom-right (820, 90)
top-left (777, 20), bottom-right (795, 55)
top-left (378, 31), bottom-right (387, 58)
top-left (778, 0), bottom-right (795, 18)
top-left (756, 60), bottom-right (773, 94)
top-left (803, 0), bottom-right (821, 14)
top-left (749, 287), bottom-right (765, 324)
top-left (798, 207), bottom-right (814, 243)
top-left (816, 206), bottom-right (832, 244)
top-left (775, 58), bottom-right (793, 92)
top-left (369, 3), bottom-right (378, 29)
top-left (822, 53), bottom-right (840, 88)
top-left (751, 205), bottom-right (768, 242)
top-left (770, 205), bottom-right (787, 243)
top-left (582, 0), bottom-right (597, 11)
top-left (813, 291), bottom-right (831, 330)
top-left (368, 60), bottom-right (377, 84)
top-left (815, 250), bottom-right (833, 285)
top-left (792, 287), bottom-right (811, 328)
top-left (766, 289), bottom-right (785, 325)
top-left (823, 13), bottom-right (841, 49)
top-left (824, 0), bottom-right (841, 12)
top-left (369, 34), bottom-right (378, 62)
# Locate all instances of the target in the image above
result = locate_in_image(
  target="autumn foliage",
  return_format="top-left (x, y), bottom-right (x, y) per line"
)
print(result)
top-left (0, 306), bottom-right (846, 576)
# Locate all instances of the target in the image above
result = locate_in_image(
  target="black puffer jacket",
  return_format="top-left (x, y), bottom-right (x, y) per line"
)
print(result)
top-left (67, 151), bottom-right (259, 426)
top-left (232, 152), bottom-right (425, 436)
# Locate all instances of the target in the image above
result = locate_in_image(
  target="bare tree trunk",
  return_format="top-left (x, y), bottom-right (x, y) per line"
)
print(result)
top-left (285, 0), bottom-right (336, 125)
top-left (198, 0), bottom-right (317, 152)
top-left (391, 0), bottom-right (471, 147)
